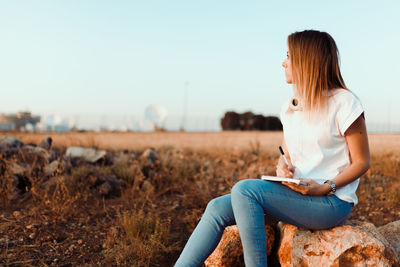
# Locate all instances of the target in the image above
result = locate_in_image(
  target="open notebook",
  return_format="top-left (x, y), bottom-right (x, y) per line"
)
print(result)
top-left (261, 175), bottom-right (308, 186)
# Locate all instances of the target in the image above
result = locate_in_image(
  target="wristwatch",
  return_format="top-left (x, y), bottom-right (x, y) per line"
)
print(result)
top-left (324, 180), bottom-right (336, 194)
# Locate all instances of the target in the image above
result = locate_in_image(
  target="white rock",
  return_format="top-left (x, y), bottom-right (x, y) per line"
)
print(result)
top-left (65, 146), bottom-right (106, 163)
top-left (277, 220), bottom-right (399, 267)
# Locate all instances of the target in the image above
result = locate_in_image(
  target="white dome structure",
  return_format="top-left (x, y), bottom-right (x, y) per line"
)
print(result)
top-left (43, 114), bottom-right (71, 132)
top-left (145, 104), bottom-right (168, 129)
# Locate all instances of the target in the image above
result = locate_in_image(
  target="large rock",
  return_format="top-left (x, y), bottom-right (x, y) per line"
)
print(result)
top-left (6, 163), bottom-right (32, 198)
top-left (39, 136), bottom-right (52, 150)
top-left (141, 148), bottom-right (158, 166)
top-left (378, 220), bottom-right (400, 258)
top-left (21, 145), bottom-right (51, 162)
top-left (205, 224), bottom-right (275, 267)
top-left (98, 176), bottom-right (124, 197)
top-left (0, 136), bottom-right (23, 154)
top-left (65, 146), bottom-right (107, 163)
top-left (277, 220), bottom-right (399, 267)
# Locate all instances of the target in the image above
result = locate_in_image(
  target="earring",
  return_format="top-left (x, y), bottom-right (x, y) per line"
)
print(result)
top-left (289, 96), bottom-right (303, 111)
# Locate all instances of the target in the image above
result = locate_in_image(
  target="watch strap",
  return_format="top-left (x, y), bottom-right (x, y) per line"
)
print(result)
top-left (324, 180), bottom-right (336, 194)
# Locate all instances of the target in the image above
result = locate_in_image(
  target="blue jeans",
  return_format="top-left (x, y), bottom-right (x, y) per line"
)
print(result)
top-left (174, 179), bottom-right (354, 267)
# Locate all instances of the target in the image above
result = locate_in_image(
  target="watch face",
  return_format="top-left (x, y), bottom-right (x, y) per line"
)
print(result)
top-left (324, 180), bottom-right (336, 193)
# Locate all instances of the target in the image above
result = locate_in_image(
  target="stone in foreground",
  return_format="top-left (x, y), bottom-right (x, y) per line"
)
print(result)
top-left (205, 224), bottom-right (275, 267)
top-left (277, 220), bottom-right (399, 267)
top-left (378, 220), bottom-right (400, 258)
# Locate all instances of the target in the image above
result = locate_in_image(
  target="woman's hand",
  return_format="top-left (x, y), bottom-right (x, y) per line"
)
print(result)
top-left (282, 178), bottom-right (331, 196)
top-left (276, 155), bottom-right (295, 178)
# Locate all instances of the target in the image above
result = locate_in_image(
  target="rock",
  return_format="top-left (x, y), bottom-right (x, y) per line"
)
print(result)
top-left (141, 148), bottom-right (158, 165)
top-left (0, 136), bottom-right (23, 154)
top-left (21, 145), bottom-right (51, 162)
top-left (6, 163), bottom-right (32, 197)
top-left (65, 146), bottom-right (107, 163)
top-left (44, 160), bottom-right (60, 176)
top-left (9, 163), bottom-right (28, 176)
top-left (98, 176), bottom-right (124, 197)
top-left (378, 220), bottom-right (400, 258)
top-left (277, 220), bottom-right (399, 267)
top-left (99, 181), bottom-right (112, 196)
top-left (39, 136), bottom-right (52, 150)
top-left (205, 224), bottom-right (275, 267)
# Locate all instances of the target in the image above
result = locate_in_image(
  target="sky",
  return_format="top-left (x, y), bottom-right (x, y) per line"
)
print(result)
top-left (1, 1), bottom-right (399, 131)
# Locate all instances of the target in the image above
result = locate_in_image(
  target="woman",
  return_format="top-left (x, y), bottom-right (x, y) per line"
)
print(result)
top-left (174, 30), bottom-right (370, 267)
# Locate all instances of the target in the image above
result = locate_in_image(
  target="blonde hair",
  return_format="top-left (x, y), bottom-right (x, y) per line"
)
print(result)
top-left (288, 30), bottom-right (347, 119)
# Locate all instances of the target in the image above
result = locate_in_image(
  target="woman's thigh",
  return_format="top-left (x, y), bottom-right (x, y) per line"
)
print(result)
top-left (231, 179), bottom-right (353, 230)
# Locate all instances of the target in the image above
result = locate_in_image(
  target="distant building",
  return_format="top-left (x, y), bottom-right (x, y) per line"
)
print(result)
top-left (0, 115), bottom-right (14, 131)
top-left (0, 112), bottom-right (41, 132)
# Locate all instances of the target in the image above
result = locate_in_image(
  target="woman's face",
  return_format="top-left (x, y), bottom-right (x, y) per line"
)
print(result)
top-left (282, 51), bottom-right (293, 84)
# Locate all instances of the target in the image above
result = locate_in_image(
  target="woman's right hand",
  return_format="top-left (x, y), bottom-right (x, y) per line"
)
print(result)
top-left (276, 155), bottom-right (295, 178)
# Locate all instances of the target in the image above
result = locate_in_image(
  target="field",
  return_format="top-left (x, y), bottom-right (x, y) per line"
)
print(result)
top-left (1, 131), bottom-right (400, 266)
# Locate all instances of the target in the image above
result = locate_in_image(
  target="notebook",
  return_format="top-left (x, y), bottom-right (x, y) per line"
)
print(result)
top-left (261, 175), bottom-right (308, 185)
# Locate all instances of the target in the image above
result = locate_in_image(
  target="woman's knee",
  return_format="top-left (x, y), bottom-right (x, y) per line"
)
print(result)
top-left (205, 195), bottom-right (230, 217)
top-left (231, 179), bottom-right (258, 196)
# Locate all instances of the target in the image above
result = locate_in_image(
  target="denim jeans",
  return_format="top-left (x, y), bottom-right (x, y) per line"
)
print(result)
top-left (174, 178), bottom-right (354, 267)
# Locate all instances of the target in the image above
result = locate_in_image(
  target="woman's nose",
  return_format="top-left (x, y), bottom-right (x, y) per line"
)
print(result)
top-left (282, 60), bottom-right (287, 68)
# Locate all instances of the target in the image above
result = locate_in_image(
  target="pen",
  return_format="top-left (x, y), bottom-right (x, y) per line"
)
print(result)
top-left (279, 146), bottom-right (290, 167)
top-left (278, 146), bottom-right (308, 186)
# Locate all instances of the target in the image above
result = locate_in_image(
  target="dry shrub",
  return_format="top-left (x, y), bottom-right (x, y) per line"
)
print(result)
top-left (111, 153), bottom-right (145, 187)
top-left (370, 153), bottom-right (400, 178)
top-left (0, 175), bottom-right (14, 209)
top-left (102, 209), bottom-right (177, 266)
top-left (31, 177), bottom-right (81, 227)
top-left (387, 182), bottom-right (400, 202)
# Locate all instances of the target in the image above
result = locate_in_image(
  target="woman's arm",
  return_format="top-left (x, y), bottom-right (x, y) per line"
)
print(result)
top-left (330, 113), bottom-right (370, 188)
top-left (282, 113), bottom-right (370, 196)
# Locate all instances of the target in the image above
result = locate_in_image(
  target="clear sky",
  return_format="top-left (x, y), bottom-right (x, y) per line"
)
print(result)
top-left (1, 1), bottom-right (399, 131)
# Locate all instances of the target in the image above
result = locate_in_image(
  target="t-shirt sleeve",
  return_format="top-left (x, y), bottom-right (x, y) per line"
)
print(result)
top-left (335, 90), bottom-right (364, 136)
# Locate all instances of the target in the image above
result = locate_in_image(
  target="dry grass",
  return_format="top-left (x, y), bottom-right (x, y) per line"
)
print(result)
top-left (1, 131), bottom-right (399, 266)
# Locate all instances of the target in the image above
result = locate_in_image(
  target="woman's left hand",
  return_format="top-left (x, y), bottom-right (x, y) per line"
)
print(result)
top-left (282, 178), bottom-right (329, 196)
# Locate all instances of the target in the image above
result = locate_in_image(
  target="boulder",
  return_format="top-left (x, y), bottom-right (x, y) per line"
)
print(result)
top-left (141, 148), bottom-right (158, 166)
top-left (65, 146), bottom-right (107, 163)
top-left (277, 220), bottom-right (399, 267)
top-left (21, 145), bottom-right (51, 162)
top-left (0, 136), bottom-right (23, 154)
top-left (205, 224), bottom-right (275, 267)
top-left (378, 220), bottom-right (400, 258)
top-left (98, 176), bottom-right (124, 197)
top-left (39, 136), bottom-right (52, 150)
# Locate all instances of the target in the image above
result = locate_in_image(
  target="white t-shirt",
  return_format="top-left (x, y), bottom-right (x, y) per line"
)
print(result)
top-left (280, 88), bottom-right (365, 205)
